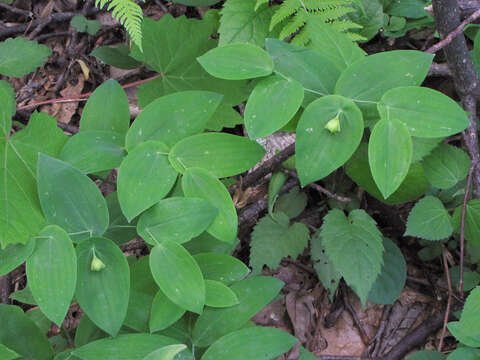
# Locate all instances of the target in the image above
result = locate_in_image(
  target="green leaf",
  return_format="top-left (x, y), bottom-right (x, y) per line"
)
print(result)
top-left (0, 344), bottom-right (20, 360)
top-left (244, 75), bottom-right (304, 139)
top-left (37, 154), bottom-right (109, 242)
top-left (411, 137), bottom-right (443, 163)
top-left (265, 38), bottom-right (341, 104)
top-left (104, 192), bottom-right (138, 245)
top-left (75, 237), bottom-right (130, 337)
top-left (335, 50), bottom-right (433, 116)
top-left (447, 347), bottom-right (480, 360)
top-left (320, 209), bottom-right (384, 305)
top-left (60, 131), bottom-right (126, 173)
top-left (25, 307), bottom-right (51, 334)
top-left (197, 43), bottom-right (274, 80)
top-left (172, 0), bottom-right (221, 6)
top-left (117, 141), bottom-right (177, 222)
top-left (450, 266), bottom-right (480, 292)
top-left (193, 253), bottom-right (250, 285)
top-left (9, 285), bottom-right (36, 305)
top-left (422, 144), bottom-right (470, 189)
top-left (219, 0), bottom-right (275, 47)
top-left (311, 231), bottom-right (341, 300)
top-left (274, 187), bottom-right (307, 219)
top-left (79, 79), bottom-right (130, 137)
top-left (385, 0), bottom-right (429, 18)
top-left (206, 103), bottom-right (243, 131)
top-left (1, 111), bottom-right (67, 247)
top-left (453, 200), bottom-right (480, 246)
top-left (0, 38), bottom-right (51, 77)
top-left (0, 240), bottom-right (35, 276)
top-left (192, 276), bottom-right (285, 347)
top-left (138, 197), bottom-right (217, 245)
top-left (405, 196), bottom-right (453, 241)
top-left (184, 232), bottom-right (238, 255)
top-left (71, 15), bottom-right (101, 35)
top-left (182, 168), bottom-right (238, 243)
top-left (126, 91), bottom-right (223, 150)
top-left (75, 315), bottom-right (108, 347)
top-left (91, 45), bottom-right (142, 69)
top-left (250, 212), bottom-right (309, 275)
top-left (143, 344), bottom-right (187, 360)
top-left (378, 87), bottom-right (470, 138)
top-left (73, 334), bottom-right (186, 360)
top-left (447, 287), bottom-right (480, 347)
top-left (408, 350), bottom-right (446, 360)
top-left (201, 326), bottom-right (297, 360)
top-left (369, 119), bottom-right (413, 199)
top-left (26, 225), bottom-right (76, 326)
top-left (205, 279), bottom-right (239, 308)
top-left (368, 237), bottom-right (406, 304)
top-left (296, 95), bottom-right (364, 186)
top-left (169, 133), bottom-right (265, 177)
top-left (149, 289), bottom-right (186, 333)
top-left (447, 322), bottom-right (480, 347)
top-left (0, 304), bottom-right (54, 360)
top-left (150, 240), bottom-right (205, 314)
top-left (131, 15), bottom-right (246, 107)
top-left (268, 172), bottom-right (287, 214)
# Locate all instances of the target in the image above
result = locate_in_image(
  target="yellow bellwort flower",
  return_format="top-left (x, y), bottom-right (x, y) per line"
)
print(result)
top-left (324, 113), bottom-right (341, 134)
top-left (91, 251), bottom-right (106, 272)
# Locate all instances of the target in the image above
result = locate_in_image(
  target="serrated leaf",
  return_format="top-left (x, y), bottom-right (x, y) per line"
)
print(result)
top-left (422, 144), bottom-right (470, 189)
top-left (193, 253), bottom-right (250, 285)
top-left (192, 276), bottom-right (285, 347)
top-left (205, 279), bottom-right (239, 308)
top-left (250, 212), bottom-right (309, 275)
top-left (311, 231), bottom-right (341, 300)
top-left (369, 119), bottom-right (413, 199)
top-left (138, 197), bottom-right (217, 245)
top-left (169, 133), bottom-right (265, 177)
top-left (450, 266), bottom-right (480, 292)
top-left (37, 154), bottom-right (109, 242)
top-left (182, 168), bottom-right (238, 243)
top-left (79, 79), bottom-right (130, 136)
top-left (76, 237), bottom-right (130, 337)
top-left (219, 0), bottom-right (275, 47)
top-left (378, 87), bottom-right (470, 138)
top-left (447, 286), bottom-right (480, 347)
top-left (197, 43), bottom-right (274, 80)
top-left (117, 141), bottom-right (177, 222)
top-left (26, 225), bottom-right (76, 326)
top-left (296, 95), bottom-right (364, 186)
top-left (71, 15), bottom-right (101, 35)
top-left (405, 196), bottom-right (453, 240)
top-left (149, 289), bottom-right (186, 333)
top-left (411, 137), bottom-right (443, 163)
top-left (0, 38), bottom-right (51, 77)
top-left (60, 131), bottom-right (126, 174)
top-left (1, 111), bottom-right (67, 247)
top-left (320, 209), bottom-right (384, 305)
top-left (126, 91), bottom-right (223, 151)
top-left (274, 187), bottom-right (307, 219)
top-left (150, 240), bottom-right (205, 314)
top-left (368, 237), bottom-right (406, 304)
top-left (201, 326), bottom-right (297, 360)
top-left (452, 200), bottom-right (480, 246)
top-left (0, 240), bottom-right (35, 276)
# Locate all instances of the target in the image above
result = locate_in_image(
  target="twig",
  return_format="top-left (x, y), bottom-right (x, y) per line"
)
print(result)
top-left (0, 2), bottom-right (32, 17)
top-left (34, 31), bottom-right (71, 42)
top-left (461, 96), bottom-right (480, 197)
top-left (428, 62), bottom-right (452, 77)
top-left (309, 183), bottom-right (352, 203)
top-left (317, 357), bottom-right (370, 360)
top-left (341, 282), bottom-right (370, 346)
top-left (155, 0), bottom-right (169, 13)
top-left (426, 8), bottom-right (480, 53)
top-left (370, 304), bottom-right (392, 357)
top-left (438, 251), bottom-right (453, 352)
top-left (0, 274), bottom-right (11, 304)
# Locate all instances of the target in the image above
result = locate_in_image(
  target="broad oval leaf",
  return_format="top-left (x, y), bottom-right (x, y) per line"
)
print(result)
top-left (37, 154), bottom-right (109, 242)
top-left (169, 133), bottom-right (265, 177)
top-left (405, 196), bottom-right (453, 241)
top-left (150, 240), bottom-right (205, 314)
top-left (197, 43), bottom-right (274, 80)
top-left (0, 38), bottom-right (51, 77)
top-left (408, 350), bottom-right (446, 360)
top-left (244, 75), bottom-right (304, 139)
top-left (446, 347), bottom-right (480, 360)
top-left (79, 79), bottom-right (130, 136)
top-left (118, 141), bottom-right (178, 222)
top-left (138, 197), bottom-right (217, 245)
top-left (296, 95), bottom-right (364, 186)
top-left (74, 315), bottom-right (108, 348)
top-left (368, 238), bottom-right (406, 304)
top-left (378, 87), bottom-right (469, 138)
top-left (0, 239), bottom-right (35, 276)
top-left (60, 131), bottom-right (125, 174)
top-left (422, 144), bottom-right (470, 189)
top-left (320, 209), bottom-right (384, 305)
top-left (201, 326), bottom-right (297, 360)
top-left (76, 237), bottom-right (130, 337)
top-left (205, 279), bottom-right (239, 308)
top-left (26, 225), bottom-right (76, 326)
top-left (369, 119), bottom-right (413, 199)
top-left (192, 276), bottom-right (285, 347)
top-left (104, 192), bottom-right (138, 245)
top-left (193, 253), bottom-right (250, 285)
top-left (182, 168), bottom-right (238, 243)
top-left (126, 91), bottom-right (223, 151)
top-left (143, 344), bottom-right (187, 360)
top-left (149, 289), bottom-right (186, 333)
top-left (0, 304), bottom-right (54, 360)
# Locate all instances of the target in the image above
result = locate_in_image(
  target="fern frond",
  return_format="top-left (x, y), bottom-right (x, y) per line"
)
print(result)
top-left (95, 0), bottom-right (144, 51)
top-left (279, 10), bottom-right (306, 40)
top-left (270, 0), bottom-right (302, 31)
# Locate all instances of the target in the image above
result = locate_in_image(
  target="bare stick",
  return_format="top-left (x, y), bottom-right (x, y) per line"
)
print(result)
top-left (438, 251), bottom-right (453, 351)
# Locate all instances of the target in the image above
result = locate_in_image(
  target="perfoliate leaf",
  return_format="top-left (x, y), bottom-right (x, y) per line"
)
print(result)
top-left (250, 212), bottom-right (309, 275)
top-left (311, 231), bottom-right (341, 300)
top-left (422, 144), bottom-right (470, 189)
top-left (405, 196), bottom-right (453, 241)
top-left (320, 209), bottom-right (384, 305)
top-left (369, 119), bottom-right (412, 199)
top-left (197, 43), bottom-right (274, 80)
top-left (0, 38), bottom-right (51, 77)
